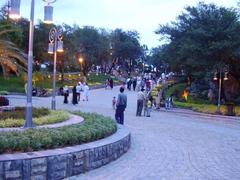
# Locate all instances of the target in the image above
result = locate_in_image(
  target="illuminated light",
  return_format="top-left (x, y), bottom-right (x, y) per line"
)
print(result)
top-left (48, 42), bottom-right (54, 54)
top-left (213, 72), bottom-right (218, 81)
top-left (182, 90), bottom-right (189, 101)
top-left (57, 40), bottom-right (64, 52)
top-left (44, 5), bottom-right (53, 24)
top-left (224, 72), bottom-right (228, 81)
top-left (9, 0), bottom-right (21, 20)
top-left (79, 57), bottom-right (84, 64)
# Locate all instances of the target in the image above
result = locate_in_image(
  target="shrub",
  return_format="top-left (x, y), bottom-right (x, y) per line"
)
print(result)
top-left (0, 107), bottom-right (50, 121)
top-left (0, 96), bottom-right (9, 106)
top-left (0, 91), bottom-right (9, 95)
top-left (0, 112), bottom-right (117, 154)
top-left (0, 110), bottom-right (69, 128)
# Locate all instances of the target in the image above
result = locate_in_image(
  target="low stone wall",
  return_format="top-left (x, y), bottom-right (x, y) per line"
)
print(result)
top-left (0, 125), bottom-right (131, 180)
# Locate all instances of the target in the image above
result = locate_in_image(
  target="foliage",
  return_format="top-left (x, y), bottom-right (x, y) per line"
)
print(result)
top-left (0, 26), bottom-right (27, 77)
top-left (0, 107), bottom-right (50, 120)
top-left (164, 83), bottom-right (187, 100)
top-left (0, 91), bottom-right (9, 95)
top-left (174, 101), bottom-right (240, 116)
top-left (0, 72), bottom-right (118, 93)
top-left (0, 96), bottom-right (9, 106)
top-left (0, 109), bottom-right (69, 128)
top-left (154, 2), bottom-right (240, 80)
top-left (0, 112), bottom-right (117, 153)
top-left (0, 75), bottom-right (25, 92)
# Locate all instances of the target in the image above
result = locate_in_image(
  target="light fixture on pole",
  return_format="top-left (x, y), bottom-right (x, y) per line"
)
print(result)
top-left (9, 0), bottom-right (57, 128)
top-left (9, 0), bottom-right (21, 19)
top-left (78, 56), bottom-right (84, 73)
top-left (48, 27), bottom-right (64, 110)
top-left (213, 66), bottom-right (229, 115)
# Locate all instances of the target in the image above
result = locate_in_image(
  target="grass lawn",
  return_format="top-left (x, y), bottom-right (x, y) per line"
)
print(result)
top-left (0, 76), bottom-right (25, 93)
top-left (0, 73), bottom-right (119, 93)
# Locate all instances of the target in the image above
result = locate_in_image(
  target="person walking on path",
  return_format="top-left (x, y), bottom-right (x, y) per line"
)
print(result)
top-left (115, 87), bottom-right (127, 125)
top-left (83, 83), bottom-right (90, 101)
top-left (72, 86), bottom-right (78, 105)
top-left (136, 88), bottom-right (145, 116)
top-left (156, 88), bottom-right (163, 109)
top-left (109, 78), bottom-right (114, 90)
top-left (63, 85), bottom-right (69, 104)
top-left (132, 77), bottom-right (137, 91)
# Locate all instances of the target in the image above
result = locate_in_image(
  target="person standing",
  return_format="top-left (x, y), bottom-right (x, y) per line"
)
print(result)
top-left (156, 88), bottom-right (163, 109)
top-left (109, 78), bottom-right (114, 90)
top-left (132, 77), bottom-right (137, 91)
top-left (83, 83), bottom-right (89, 101)
top-left (63, 85), bottom-right (69, 104)
top-left (136, 88), bottom-right (145, 116)
top-left (72, 86), bottom-right (78, 105)
top-left (76, 82), bottom-right (82, 102)
top-left (115, 87), bottom-right (127, 125)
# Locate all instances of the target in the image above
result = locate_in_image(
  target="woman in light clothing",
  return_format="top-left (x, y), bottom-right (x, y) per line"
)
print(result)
top-left (83, 83), bottom-right (89, 101)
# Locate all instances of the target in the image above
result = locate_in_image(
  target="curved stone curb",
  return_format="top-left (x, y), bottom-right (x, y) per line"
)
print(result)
top-left (0, 125), bottom-right (131, 180)
top-left (0, 115), bottom-right (84, 132)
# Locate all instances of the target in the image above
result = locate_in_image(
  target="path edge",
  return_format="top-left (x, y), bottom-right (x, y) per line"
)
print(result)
top-left (0, 125), bottom-right (131, 179)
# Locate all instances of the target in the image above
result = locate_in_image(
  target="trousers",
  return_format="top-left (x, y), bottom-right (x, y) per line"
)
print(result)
top-left (115, 105), bottom-right (125, 124)
top-left (136, 99), bottom-right (144, 116)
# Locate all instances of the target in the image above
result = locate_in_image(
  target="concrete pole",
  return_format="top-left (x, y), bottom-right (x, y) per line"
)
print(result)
top-left (216, 72), bottom-right (222, 115)
top-left (24, 0), bottom-right (35, 128)
top-left (51, 30), bottom-right (58, 110)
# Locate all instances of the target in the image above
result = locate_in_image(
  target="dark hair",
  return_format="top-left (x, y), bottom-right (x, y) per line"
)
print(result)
top-left (120, 87), bottom-right (124, 93)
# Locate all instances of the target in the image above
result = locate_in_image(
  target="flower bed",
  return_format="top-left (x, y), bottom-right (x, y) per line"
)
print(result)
top-left (0, 107), bottom-right (70, 128)
top-left (0, 112), bottom-right (117, 154)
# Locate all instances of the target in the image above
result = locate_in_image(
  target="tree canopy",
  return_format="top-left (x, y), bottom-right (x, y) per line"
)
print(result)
top-left (154, 2), bottom-right (240, 79)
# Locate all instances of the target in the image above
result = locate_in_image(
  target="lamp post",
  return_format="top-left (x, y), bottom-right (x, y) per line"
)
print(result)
top-left (8, 0), bottom-right (56, 128)
top-left (213, 67), bottom-right (229, 114)
top-left (78, 57), bottom-right (84, 72)
top-left (48, 28), bottom-right (63, 110)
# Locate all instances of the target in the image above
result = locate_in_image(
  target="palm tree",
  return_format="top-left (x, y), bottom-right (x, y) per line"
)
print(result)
top-left (0, 25), bottom-right (27, 77)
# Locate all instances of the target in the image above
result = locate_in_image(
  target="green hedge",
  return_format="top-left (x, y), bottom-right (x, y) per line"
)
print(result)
top-left (0, 110), bottom-right (69, 128)
top-left (0, 107), bottom-right (50, 120)
top-left (175, 101), bottom-right (240, 116)
top-left (0, 112), bottom-right (117, 154)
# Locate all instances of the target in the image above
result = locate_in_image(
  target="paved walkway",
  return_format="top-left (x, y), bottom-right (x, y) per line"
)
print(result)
top-left (7, 87), bottom-right (240, 180)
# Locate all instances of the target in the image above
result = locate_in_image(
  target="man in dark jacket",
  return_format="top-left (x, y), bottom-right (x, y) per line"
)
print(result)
top-left (115, 87), bottom-right (127, 124)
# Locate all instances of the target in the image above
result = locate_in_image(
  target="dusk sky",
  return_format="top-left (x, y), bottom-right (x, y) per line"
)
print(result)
top-left (1, 0), bottom-right (238, 48)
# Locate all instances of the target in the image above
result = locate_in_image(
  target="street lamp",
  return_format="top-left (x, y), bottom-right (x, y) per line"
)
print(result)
top-left (213, 68), bottom-right (229, 114)
top-left (78, 56), bottom-right (84, 72)
top-left (8, 0), bottom-right (56, 128)
top-left (48, 27), bottom-right (63, 110)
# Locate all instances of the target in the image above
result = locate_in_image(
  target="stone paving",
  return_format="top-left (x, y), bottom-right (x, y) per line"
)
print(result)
top-left (7, 87), bottom-right (240, 180)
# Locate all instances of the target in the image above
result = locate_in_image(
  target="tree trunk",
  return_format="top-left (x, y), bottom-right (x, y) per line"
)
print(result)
top-left (108, 57), bottom-right (118, 74)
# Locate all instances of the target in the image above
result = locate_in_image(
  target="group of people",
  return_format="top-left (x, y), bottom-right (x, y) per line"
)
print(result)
top-left (114, 74), bottom-right (174, 125)
top-left (62, 82), bottom-right (89, 105)
top-left (136, 88), bottom-right (152, 117)
top-left (126, 76), bottom-right (156, 92)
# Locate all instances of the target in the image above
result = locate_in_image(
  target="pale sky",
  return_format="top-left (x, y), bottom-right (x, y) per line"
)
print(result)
top-left (1, 0), bottom-right (238, 48)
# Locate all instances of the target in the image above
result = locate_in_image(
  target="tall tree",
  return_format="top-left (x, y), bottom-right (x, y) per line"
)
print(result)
top-left (0, 24), bottom-right (27, 77)
top-left (156, 2), bottom-right (240, 79)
